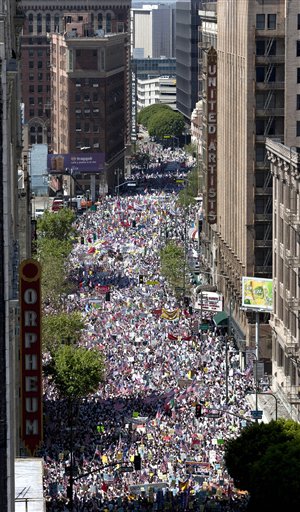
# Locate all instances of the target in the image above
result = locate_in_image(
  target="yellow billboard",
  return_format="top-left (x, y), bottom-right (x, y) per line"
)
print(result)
top-left (242, 277), bottom-right (273, 312)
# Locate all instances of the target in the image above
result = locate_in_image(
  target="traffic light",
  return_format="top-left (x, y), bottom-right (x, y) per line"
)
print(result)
top-left (105, 291), bottom-right (110, 302)
top-left (67, 485), bottom-right (72, 500)
top-left (195, 403), bottom-right (202, 419)
top-left (139, 275), bottom-right (144, 285)
top-left (134, 454), bottom-right (141, 470)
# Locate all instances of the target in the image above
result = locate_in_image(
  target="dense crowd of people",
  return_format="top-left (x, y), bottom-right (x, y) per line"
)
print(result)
top-left (40, 186), bottom-right (255, 511)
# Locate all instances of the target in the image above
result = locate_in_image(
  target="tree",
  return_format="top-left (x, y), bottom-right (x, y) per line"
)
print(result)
top-left (37, 208), bottom-right (76, 241)
top-left (138, 104), bottom-right (171, 129)
top-left (50, 345), bottom-right (105, 399)
top-left (37, 237), bottom-right (73, 306)
top-left (224, 419), bottom-right (300, 510)
top-left (147, 110), bottom-right (185, 139)
top-left (160, 241), bottom-right (185, 295)
top-left (42, 311), bottom-right (86, 352)
top-left (177, 168), bottom-right (199, 208)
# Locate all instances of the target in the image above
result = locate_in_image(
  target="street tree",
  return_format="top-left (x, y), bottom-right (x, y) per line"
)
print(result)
top-left (37, 237), bottom-right (72, 306)
top-left (177, 168), bottom-right (199, 208)
top-left (138, 104), bottom-right (171, 129)
top-left (50, 345), bottom-right (105, 399)
top-left (42, 311), bottom-right (86, 352)
top-left (160, 241), bottom-right (185, 295)
top-left (147, 109), bottom-right (185, 139)
top-left (37, 208), bottom-right (76, 241)
top-left (224, 419), bottom-right (300, 510)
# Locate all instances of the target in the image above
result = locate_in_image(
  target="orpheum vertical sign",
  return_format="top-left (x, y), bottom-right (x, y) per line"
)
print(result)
top-left (20, 259), bottom-right (43, 455)
top-left (206, 48), bottom-right (217, 224)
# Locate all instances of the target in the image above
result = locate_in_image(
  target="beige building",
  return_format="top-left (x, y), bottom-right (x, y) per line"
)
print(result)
top-left (201, 0), bottom-right (300, 355)
top-left (266, 139), bottom-right (300, 421)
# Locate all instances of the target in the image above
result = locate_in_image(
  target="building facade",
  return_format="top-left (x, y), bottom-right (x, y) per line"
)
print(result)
top-left (201, 0), bottom-right (299, 355)
top-left (20, 0), bottom-right (131, 150)
top-left (51, 16), bottom-right (127, 196)
top-left (131, 4), bottom-right (175, 59)
top-left (176, 0), bottom-right (201, 121)
top-left (266, 139), bottom-right (300, 421)
top-left (0, 1), bottom-right (24, 510)
top-left (132, 57), bottom-right (176, 81)
top-left (137, 75), bottom-right (176, 111)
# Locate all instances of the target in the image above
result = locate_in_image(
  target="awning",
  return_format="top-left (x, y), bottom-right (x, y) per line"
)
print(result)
top-left (213, 311), bottom-right (229, 326)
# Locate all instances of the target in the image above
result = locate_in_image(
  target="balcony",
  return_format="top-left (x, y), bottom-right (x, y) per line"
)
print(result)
top-left (256, 81), bottom-right (285, 90)
top-left (256, 108), bottom-right (284, 117)
top-left (255, 54), bottom-right (284, 65)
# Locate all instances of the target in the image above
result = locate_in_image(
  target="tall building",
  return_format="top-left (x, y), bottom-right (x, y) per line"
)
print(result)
top-left (0, 1), bottom-right (24, 510)
top-left (20, 0), bottom-right (131, 150)
top-left (131, 4), bottom-right (175, 59)
top-left (176, 0), bottom-right (201, 121)
top-left (51, 14), bottom-right (127, 196)
top-left (201, 0), bottom-right (299, 355)
top-left (266, 139), bottom-right (300, 421)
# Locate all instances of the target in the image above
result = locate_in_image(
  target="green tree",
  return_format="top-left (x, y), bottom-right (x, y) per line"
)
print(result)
top-left (37, 208), bottom-right (76, 241)
top-left (147, 110), bottom-right (185, 139)
top-left (224, 419), bottom-right (300, 510)
top-left (50, 345), bottom-right (105, 399)
top-left (160, 241), bottom-right (186, 295)
top-left (177, 168), bottom-right (199, 208)
top-left (42, 311), bottom-right (86, 352)
top-left (138, 104), bottom-right (171, 129)
top-left (37, 237), bottom-right (73, 306)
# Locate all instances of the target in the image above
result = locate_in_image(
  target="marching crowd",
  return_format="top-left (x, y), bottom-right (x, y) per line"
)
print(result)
top-left (41, 188), bottom-right (254, 511)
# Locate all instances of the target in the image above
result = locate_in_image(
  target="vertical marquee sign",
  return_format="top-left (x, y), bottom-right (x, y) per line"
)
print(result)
top-left (206, 47), bottom-right (217, 224)
top-left (20, 259), bottom-right (43, 455)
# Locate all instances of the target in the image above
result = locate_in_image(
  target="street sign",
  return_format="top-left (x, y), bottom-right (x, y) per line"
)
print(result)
top-left (118, 466), bottom-right (134, 473)
top-left (251, 410), bottom-right (263, 419)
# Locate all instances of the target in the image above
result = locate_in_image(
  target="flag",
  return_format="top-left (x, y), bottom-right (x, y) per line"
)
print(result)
top-left (179, 480), bottom-right (189, 492)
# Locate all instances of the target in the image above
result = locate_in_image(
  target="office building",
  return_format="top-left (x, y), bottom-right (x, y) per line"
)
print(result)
top-left (266, 139), bottom-right (300, 421)
top-left (20, 0), bottom-right (131, 150)
top-left (131, 4), bottom-right (175, 59)
top-left (176, 0), bottom-right (201, 122)
top-left (137, 76), bottom-right (176, 110)
top-left (51, 15), bottom-right (127, 196)
top-left (132, 57), bottom-right (176, 80)
top-left (0, 1), bottom-right (24, 510)
top-left (201, 0), bottom-right (300, 356)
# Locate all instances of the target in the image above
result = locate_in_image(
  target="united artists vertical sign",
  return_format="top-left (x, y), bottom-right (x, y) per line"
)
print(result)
top-left (20, 259), bottom-right (43, 455)
top-left (206, 48), bottom-right (217, 224)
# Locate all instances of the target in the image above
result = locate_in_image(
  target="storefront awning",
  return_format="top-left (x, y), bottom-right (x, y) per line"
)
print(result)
top-left (213, 311), bottom-right (229, 326)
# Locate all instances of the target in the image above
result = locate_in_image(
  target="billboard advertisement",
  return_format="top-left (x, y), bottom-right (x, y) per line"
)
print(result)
top-left (20, 259), bottom-right (43, 455)
top-left (48, 153), bottom-right (105, 173)
top-left (242, 277), bottom-right (273, 311)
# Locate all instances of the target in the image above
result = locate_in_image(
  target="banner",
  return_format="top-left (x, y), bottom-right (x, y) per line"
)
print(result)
top-left (161, 308), bottom-right (180, 321)
top-left (242, 277), bottom-right (273, 311)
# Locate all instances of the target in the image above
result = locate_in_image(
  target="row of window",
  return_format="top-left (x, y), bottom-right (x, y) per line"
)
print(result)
top-left (75, 122), bottom-right (100, 133)
top-left (75, 139), bottom-right (101, 150)
top-left (256, 13), bottom-right (300, 30)
top-left (28, 109), bottom-right (50, 119)
top-left (75, 93), bottom-right (100, 103)
top-left (28, 85), bottom-right (50, 93)
top-left (28, 73), bottom-right (50, 82)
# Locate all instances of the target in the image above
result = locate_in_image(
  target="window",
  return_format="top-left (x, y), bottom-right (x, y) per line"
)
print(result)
top-left (29, 85), bottom-right (34, 93)
top-left (29, 73), bottom-right (34, 81)
top-left (297, 94), bottom-right (300, 110)
top-left (76, 50), bottom-right (81, 57)
top-left (38, 61), bottom-right (43, 69)
top-left (256, 14), bottom-right (265, 29)
top-left (256, 40), bottom-right (265, 55)
top-left (267, 14), bottom-right (276, 30)
top-left (38, 109), bottom-right (43, 117)
top-left (38, 73), bottom-right (43, 80)
top-left (256, 66), bottom-right (265, 82)
top-left (38, 85), bottom-right (43, 93)
top-left (75, 93), bottom-right (81, 102)
top-left (256, 119), bottom-right (265, 135)
top-left (297, 68), bottom-right (300, 83)
top-left (37, 49), bottom-right (43, 57)
top-left (84, 122), bottom-right (90, 133)
top-left (76, 121), bottom-right (81, 131)
top-left (93, 50), bottom-right (97, 57)
top-left (106, 13), bottom-right (112, 33)
top-left (297, 121), bottom-right (300, 137)
top-left (297, 40), bottom-right (300, 57)
top-left (29, 97), bottom-right (34, 105)
top-left (29, 49), bottom-right (34, 57)
top-left (29, 109), bottom-right (35, 117)
top-left (29, 61), bottom-right (34, 69)
top-left (298, 14), bottom-right (300, 30)
top-left (98, 13), bottom-right (103, 29)
top-left (93, 93), bottom-right (98, 102)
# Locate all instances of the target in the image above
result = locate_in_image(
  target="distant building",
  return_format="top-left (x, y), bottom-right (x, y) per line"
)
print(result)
top-left (20, 0), bottom-right (131, 150)
top-left (51, 14), bottom-right (127, 196)
top-left (176, 0), bottom-right (201, 121)
top-left (132, 57), bottom-right (176, 80)
top-left (137, 76), bottom-right (176, 110)
top-left (131, 4), bottom-right (175, 58)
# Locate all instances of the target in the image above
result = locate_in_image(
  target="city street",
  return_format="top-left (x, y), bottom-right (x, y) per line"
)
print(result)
top-left (41, 186), bottom-right (254, 511)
